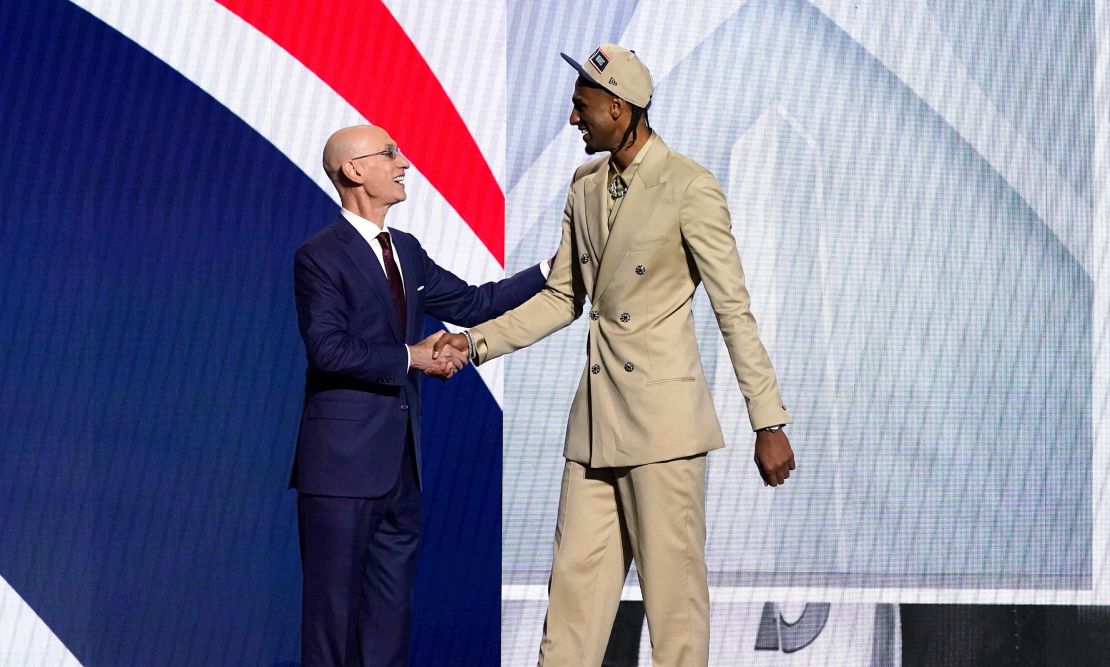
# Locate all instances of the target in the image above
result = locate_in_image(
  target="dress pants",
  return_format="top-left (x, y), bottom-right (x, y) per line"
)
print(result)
top-left (298, 434), bottom-right (420, 667)
top-left (538, 454), bottom-right (709, 667)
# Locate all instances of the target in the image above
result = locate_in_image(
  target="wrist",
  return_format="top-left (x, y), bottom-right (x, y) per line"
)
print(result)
top-left (461, 330), bottom-right (476, 362)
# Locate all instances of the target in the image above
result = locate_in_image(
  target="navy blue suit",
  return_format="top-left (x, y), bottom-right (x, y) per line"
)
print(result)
top-left (291, 215), bottom-right (545, 666)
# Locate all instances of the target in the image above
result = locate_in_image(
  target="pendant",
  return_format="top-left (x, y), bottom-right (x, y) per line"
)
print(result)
top-left (609, 176), bottom-right (628, 199)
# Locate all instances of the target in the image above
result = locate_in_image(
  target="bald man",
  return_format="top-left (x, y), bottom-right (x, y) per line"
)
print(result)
top-left (291, 125), bottom-right (549, 666)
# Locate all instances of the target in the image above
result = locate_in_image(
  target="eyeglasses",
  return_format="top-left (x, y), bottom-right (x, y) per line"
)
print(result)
top-left (348, 145), bottom-right (402, 162)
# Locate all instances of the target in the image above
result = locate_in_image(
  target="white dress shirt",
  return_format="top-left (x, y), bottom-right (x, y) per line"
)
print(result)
top-left (341, 208), bottom-right (406, 286)
top-left (340, 208), bottom-right (411, 370)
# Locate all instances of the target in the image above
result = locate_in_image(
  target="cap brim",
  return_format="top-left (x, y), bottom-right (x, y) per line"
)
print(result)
top-left (560, 52), bottom-right (601, 87)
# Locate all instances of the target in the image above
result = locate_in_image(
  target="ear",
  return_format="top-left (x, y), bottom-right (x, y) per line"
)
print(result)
top-left (609, 96), bottom-right (624, 121)
top-left (342, 160), bottom-right (363, 185)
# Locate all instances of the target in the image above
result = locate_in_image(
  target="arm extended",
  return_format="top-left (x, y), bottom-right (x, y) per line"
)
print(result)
top-left (439, 191), bottom-right (586, 363)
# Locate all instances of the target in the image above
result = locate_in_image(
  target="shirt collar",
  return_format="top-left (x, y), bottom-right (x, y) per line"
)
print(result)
top-left (609, 131), bottom-right (657, 183)
top-left (340, 207), bottom-right (389, 241)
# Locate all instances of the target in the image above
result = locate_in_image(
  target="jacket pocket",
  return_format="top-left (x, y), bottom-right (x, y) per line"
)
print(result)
top-left (645, 376), bottom-right (695, 386)
top-left (306, 400), bottom-right (372, 420)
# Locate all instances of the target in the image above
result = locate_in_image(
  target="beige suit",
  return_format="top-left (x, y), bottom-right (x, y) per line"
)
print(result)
top-left (473, 134), bottom-right (790, 665)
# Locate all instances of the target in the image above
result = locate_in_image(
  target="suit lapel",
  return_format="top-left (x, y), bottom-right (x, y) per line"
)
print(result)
top-left (593, 136), bottom-right (668, 304)
top-left (336, 216), bottom-right (403, 340)
top-left (582, 167), bottom-right (609, 262)
top-left (391, 230), bottom-right (422, 343)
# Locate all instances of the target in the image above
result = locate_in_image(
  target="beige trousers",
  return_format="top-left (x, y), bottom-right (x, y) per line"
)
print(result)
top-left (538, 455), bottom-right (709, 667)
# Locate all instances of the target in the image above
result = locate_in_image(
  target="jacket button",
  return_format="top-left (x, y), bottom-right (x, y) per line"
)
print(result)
top-left (591, 364), bottom-right (601, 375)
top-left (635, 265), bottom-right (646, 275)
top-left (589, 310), bottom-right (599, 320)
top-left (619, 312), bottom-right (630, 323)
top-left (401, 404), bottom-right (409, 411)
top-left (624, 362), bottom-right (635, 372)
top-left (580, 252), bottom-right (591, 264)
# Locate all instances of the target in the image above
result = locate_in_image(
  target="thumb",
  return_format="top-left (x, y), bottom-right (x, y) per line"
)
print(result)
top-left (432, 335), bottom-right (449, 358)
top-left (429, 330), bottom-right (447, 359)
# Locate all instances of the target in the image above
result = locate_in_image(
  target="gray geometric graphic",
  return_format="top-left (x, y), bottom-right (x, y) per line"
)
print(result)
top-left (505, 0), bottom-right (1093, 593)
top-left (754, 602), bottom-right (831, 653)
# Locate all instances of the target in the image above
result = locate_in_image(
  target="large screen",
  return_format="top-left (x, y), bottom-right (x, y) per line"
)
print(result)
top-left (501, 0), bottom-right (1105, 663)
top-left (0, 1), bottom-right (1106, 665)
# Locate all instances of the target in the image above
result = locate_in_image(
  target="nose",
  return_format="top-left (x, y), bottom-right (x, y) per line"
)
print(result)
top-left (398, 153), bottom-right (411, 169)
top-left (569, 108), bottom-right (580, 126)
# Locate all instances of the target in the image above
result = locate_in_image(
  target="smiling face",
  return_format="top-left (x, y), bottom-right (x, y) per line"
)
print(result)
top-left (344, 126), bottom-right (411, 205)
top-left (322, 125), bottom-right (411, 219)
top-left (568, 77), bottom-right (623, 155)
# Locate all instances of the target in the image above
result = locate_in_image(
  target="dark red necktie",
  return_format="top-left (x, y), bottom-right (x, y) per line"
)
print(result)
top-left (376, 231), bottom-right (406, 338)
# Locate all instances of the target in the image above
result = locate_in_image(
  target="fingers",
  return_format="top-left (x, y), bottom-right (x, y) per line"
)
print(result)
top-left (422, 346), bottom-right (467, 379)
top-left (439, 344), bottom-right (466, 368)
top-left (755, 456), bottom-right (795, 487)
top-left (423, 363), bottom-right (454, 379)
top-left (756, 462), bottom-right (772, 486)
top-left (431, 334), bottom-right (450, 358)
top-left (432, 332), bottom-right (467, 359)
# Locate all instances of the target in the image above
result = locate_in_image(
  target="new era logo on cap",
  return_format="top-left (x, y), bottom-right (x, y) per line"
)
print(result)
top-left (589, 47), bottom-right (609, 73)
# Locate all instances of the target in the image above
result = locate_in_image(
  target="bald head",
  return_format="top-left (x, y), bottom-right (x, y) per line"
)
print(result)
top-left (323, 125), bottom-right (388, 185)
top-left (322, 124), bottom-right (411, 220)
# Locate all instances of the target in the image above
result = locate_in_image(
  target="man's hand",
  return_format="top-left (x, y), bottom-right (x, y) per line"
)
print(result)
top-left (754, 430), bottom-right (795, 487)
top-left (433, 332), bottom-right (471, 362)
top-left (410, 330), bottom-right (466, 379)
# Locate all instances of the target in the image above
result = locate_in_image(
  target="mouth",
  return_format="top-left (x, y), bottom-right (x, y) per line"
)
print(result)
top-left (392, 175), bottom-right (405, 185)
top-left (578, 126), bottom-right (590, 141)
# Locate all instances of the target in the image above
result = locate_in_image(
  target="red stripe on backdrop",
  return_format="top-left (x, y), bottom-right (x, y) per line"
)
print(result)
top-left (218, 0), bottom-right (504, 264)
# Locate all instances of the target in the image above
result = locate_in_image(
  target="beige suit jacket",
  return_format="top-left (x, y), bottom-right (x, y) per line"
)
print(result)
top-left (473, 135), bottom-right (790, 467)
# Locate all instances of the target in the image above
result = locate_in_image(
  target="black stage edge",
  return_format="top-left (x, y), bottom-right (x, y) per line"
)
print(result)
top-left (901, 605), bottom-right (1110, 667)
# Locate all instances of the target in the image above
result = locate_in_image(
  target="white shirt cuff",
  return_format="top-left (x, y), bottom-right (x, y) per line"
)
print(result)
top-left (539, 261), bottom-right (551, 279)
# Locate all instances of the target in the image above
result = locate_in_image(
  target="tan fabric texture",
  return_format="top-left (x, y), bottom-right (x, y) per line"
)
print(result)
top-left (472, 135), bottom-right (791, 467)
top-left (538, 456), bottom-right (709, 667)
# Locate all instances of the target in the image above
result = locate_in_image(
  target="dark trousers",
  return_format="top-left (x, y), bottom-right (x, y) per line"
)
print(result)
top-left (298, 436), bottom-right (421, 667)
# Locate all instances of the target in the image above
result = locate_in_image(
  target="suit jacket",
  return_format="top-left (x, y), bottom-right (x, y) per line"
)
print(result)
top-left (291, 215), bottom-right (546, 497)
top-left (472, 135), bottom-right (790, 467)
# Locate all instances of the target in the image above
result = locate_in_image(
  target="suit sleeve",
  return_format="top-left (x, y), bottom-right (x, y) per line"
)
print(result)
top-left (294, 245), bottom-right (409, 385)
top-left (421, 248), bottom-right (546, 328)
top-left (470, 189), bottom-right (586, 363)
top-left (679, 172), bottom-right (791, 430)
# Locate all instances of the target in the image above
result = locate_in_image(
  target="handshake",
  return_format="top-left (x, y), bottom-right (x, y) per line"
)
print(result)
top-left (409, 330), bottom-right (470, 379)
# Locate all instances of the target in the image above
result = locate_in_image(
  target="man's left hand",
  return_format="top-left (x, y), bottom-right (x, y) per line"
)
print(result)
top-left (754, 430), bottom-right (795, 487)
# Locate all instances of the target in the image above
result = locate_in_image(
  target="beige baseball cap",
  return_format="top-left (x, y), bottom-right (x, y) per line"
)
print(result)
top-left (561, 43), bottom-right (654, 108)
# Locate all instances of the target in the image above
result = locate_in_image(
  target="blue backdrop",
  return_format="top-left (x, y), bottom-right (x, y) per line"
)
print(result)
top-left (0, 2), bottom-right (500, 664)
